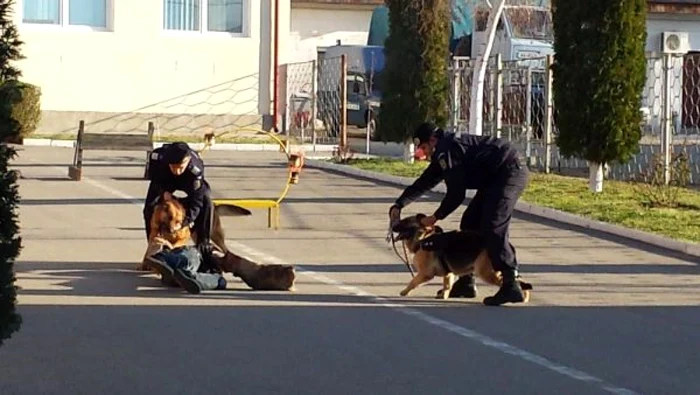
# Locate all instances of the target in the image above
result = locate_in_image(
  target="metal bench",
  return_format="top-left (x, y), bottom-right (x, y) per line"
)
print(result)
top-left (68, 120), bottom-right (155, 181)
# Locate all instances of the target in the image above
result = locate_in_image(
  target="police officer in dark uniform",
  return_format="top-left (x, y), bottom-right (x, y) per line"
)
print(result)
top-left (143, 142), bottom-right (214, 251)
top-left (389, 122), bottom-right (530, 306)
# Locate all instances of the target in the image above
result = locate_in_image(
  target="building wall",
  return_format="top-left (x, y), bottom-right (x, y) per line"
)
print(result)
top-left (14, 0), bottom-right (291, 137)
top-left (288, 6), bottom-right (373, 63)
top-left (646, 14), bottom-right (700, 53)
top-left (643, 14), bottom-right (700, 133)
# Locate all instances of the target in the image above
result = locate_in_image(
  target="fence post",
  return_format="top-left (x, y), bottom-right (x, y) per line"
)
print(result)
top-left (495, 53), bottom-right (503, 139)
top-left (366, 51), bottom-right (375, 155)
top-left (68, 120), bottom-right (85, 181)
top-left (311, 59), bottom-right (317, 152)
top-left (662, 52), bottom-right (673, 185)
top-left (340, 54), bottom-right (348, 149)
top-left (147, 121), bottom-right (155, 139)
top-left (525, 66), bottom-right (532, 166)
top-left (76, 120), bottom-right (84, 168)
top-left (544, 54), bottom-right (554, 174)
top-left (284, 99), bottom-right (291, 153)
top-left (450, 57), bottom-right (461, 134)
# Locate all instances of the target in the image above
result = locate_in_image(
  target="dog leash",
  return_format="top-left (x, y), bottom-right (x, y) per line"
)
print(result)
top-left (386, 223), bottom-right (415, 277)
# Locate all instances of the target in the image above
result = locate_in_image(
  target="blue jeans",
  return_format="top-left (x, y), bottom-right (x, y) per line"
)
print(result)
top-left (154, 247), bottom-right (225, 290)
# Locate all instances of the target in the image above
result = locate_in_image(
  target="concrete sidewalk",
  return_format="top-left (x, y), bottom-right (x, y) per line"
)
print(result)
top-left (1, 146), bottom-right (698, 395)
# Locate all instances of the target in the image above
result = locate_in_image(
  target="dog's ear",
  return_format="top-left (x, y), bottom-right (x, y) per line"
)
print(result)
top-left (392, 221), bottom-right (408, 233)
top-left (433, 225), bottom-right (444, 234)
top-left (415, 213), bottom-right (426, 221)
top-left (392, 215), bottom-right (412, 233)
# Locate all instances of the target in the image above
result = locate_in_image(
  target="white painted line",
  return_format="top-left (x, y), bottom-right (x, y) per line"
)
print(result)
top-left (220, 240), bottom-right (640, 395)
top-left (55, 169), bottom-right (639, 395)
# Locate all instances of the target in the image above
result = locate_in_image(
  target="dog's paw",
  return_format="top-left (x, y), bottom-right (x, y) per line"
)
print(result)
top-left (440, 290), bottom-right (451, 300)
top-left (399, 289), bottom-right (410, 297)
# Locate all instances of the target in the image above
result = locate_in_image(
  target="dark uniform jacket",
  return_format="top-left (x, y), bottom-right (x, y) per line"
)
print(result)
top-left (394, 132), bottom-right (518, 220)
top-left (145, 145), bottom-right (210, 227)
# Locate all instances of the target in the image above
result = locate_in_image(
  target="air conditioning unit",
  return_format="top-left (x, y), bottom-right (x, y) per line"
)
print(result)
top-left (661, 31), bottom-right (690, 54)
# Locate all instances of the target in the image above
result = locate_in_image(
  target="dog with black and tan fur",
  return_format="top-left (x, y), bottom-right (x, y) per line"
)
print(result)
top-left (391, 213), bottom-right (532, 301)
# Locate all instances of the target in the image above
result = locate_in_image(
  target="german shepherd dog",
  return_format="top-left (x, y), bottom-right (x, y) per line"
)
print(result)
top-left (141, 192), bottom-right (297, 291)
top-left (391, 213), bottom-right (532, 301)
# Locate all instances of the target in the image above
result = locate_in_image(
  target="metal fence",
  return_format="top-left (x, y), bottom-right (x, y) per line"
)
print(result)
top-left (449, 52), bottom-right (700, 185)
top-left (278, 55), bottom-right (348, 147)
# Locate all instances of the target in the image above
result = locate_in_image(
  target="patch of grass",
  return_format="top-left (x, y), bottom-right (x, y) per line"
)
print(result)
top-left (341, 157), bottom-right (700, 244)
top-left (343, 157), bottom-right (430, 178)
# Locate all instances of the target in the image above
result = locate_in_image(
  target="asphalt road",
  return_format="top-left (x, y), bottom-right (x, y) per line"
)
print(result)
top-left (1, 146), bottom-right (699, 395)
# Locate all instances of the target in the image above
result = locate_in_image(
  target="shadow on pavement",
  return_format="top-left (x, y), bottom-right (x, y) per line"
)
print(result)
top-left (14, 260), bottom-right (446, 307)
top-left (2, 300), bottom-right (698, 395)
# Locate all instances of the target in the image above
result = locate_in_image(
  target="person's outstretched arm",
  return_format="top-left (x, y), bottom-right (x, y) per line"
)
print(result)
top-left (393, 159), bottom-right (443, 210)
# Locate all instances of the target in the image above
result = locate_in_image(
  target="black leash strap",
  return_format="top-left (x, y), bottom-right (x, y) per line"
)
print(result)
top-left (386, 223), bottom-right (414, 277)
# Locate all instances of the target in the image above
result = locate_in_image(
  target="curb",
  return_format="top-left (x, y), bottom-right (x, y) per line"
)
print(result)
top-left (305, 158), bottom-right (700, 259)
top-left (21, 138), bottom-right (340, 152)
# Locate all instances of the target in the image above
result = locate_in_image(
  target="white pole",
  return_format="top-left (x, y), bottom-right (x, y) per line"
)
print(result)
top-left (468, 0), bottom-right (507, 136)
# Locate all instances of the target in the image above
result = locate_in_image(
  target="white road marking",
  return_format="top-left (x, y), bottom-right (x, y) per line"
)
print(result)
top-left (31, 162), bottom-right (640, 395)
top-left (226, 241), bottom-right (639, 395)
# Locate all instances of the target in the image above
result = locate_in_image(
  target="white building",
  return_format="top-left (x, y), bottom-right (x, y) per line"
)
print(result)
top-left (288, 0), bottom-right (380, 63)
top-left (12, 0), bottom-right (379, 137)
top-left (15, 0), bottom-right (292, 136)
top-left (644, 1), bottom-right (700, 133)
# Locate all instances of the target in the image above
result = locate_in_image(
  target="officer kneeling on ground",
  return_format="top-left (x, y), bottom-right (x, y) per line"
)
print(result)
top-left (143, 142), bottom-right (219, 292)
top-left (389, 122), bottom-right (530, 306)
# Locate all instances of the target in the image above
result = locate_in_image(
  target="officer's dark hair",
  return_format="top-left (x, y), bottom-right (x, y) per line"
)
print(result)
top-left (164, 142), bottom-right (191, 164)
top-left (412, 122), bottom-right (444, 145)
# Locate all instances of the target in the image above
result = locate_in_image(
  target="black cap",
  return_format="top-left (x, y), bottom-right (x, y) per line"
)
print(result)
top-left (164, 142), bottom-right (191, 164)
top-left (412, 122), bottom-right (441, 144)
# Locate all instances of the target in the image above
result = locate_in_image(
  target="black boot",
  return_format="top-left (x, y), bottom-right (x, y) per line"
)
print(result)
top-left (483, 270), bottom-right (525, 306)
top-left (436, 274), bottom-right (477, 299)
top-left (173, 268), bottom-right (204, 295)
top-left (145, 255), bottom-right (176, 287)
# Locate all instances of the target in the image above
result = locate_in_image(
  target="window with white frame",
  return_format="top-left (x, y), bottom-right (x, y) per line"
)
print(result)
top-left (22, 0), bottom-right (108, 28)
top-left (163, 0), bottom-right (245, 34)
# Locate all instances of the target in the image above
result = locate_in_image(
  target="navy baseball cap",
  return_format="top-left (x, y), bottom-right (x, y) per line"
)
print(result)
top-left (412, 122), bottom-right (440, 145)
top-left (164, 142), bottom-right (191, 164)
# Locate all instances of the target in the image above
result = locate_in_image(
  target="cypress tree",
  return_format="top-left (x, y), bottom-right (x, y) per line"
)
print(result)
top-left (0, 144), bottom-right (21, 346)
top-left (0, 0), bottom-right (24, 346)
top-left (0, 0), bottom-right (24, 82)
top-left (377, 0), bottom-right (451, 143)
top-left (552, 0), bottom-right (647, 191)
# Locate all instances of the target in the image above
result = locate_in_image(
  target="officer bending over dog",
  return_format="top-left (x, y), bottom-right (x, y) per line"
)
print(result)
top-left (143, 142), bottom-right (214, 252)
top-left (389, 122), bottom-right (530, 306)
top-left (142, 142), bottom-right (225, 293)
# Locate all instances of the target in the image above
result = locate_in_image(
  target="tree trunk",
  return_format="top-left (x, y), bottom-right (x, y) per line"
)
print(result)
top-left (403, 140), bottom-right (415, 164)
top-left (588, 161), bottom-right (604, 193)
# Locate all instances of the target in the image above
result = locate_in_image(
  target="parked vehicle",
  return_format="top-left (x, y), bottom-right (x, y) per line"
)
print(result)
top-left (317, 44), bottom-right (385, 139)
